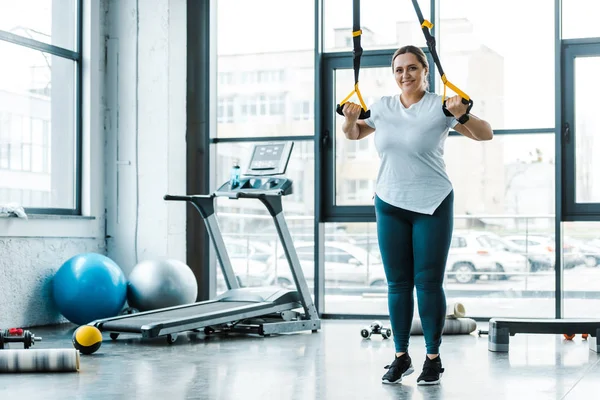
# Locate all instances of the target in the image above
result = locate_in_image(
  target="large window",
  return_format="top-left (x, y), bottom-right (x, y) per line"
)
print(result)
top-left (0, 1), bottom-right (81, 213)
top-left (0, 0), bottom-right (77, 50)
top-left (214, 2), bottom-right (316, 297)
top-left (216, 0), bottom-right (314, 138)
top-left (444, 132), bottom-right (557, 318)
top-left (324, 0), bottom-right (430, 52)
top-left (212, 141), bottom-right (315, 295)
top-left (562, 0), bottom-right (600, 39)
top-left (438, 0), bottom-right (555, 130)
top-left (318, 0), bottom-right (562, 319)
top-left (323, 133), bottom-right (559, 318)
top-left (210, 1), bottom-right (599, 320)
top-left (562, 221), bottom-right (600, 319)
top-left (334, 67), bottom-right (394, 206)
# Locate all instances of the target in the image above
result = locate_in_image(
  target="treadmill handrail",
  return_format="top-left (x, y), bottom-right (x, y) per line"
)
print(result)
top-left (163, 193), bottom-right (240, 290)
top-left (164, 194), bottom-right (213, 201)
top-left (214, 189), bottom-right (285, 199)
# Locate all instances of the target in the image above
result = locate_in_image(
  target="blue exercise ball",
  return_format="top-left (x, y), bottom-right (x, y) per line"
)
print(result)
top-left (52, 253), bottom-right (127, 325)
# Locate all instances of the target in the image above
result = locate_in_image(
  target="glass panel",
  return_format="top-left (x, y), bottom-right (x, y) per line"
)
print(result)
top-left (216, 0), bottom-right (314, 138)
top-left (324, 134), bottom-right (557, 318)
top-left (439, 0), bottom-right (554, 129)
top-left (448, 133), bottom-right (556, 318)
top-left (324, 0), bottom-right (430, 52)
top-left (446, 133), bottom-right (556, 216)
top-left (574, 56), bottom-right (600, 203)
top-left (563, 221), bottom-right (600, 318)
top-left (562, 0), bottom-right (600, 40)
top-left (0, 41), bottom-right (76, 209)
top-left (0, 0), bottom-right (78, 51)
top-left (322, 222), bottom-right (383, 314)
top-left (212, 141), bottom-right (315, 294)
top-left (335, 67), bottom-right (397, 205)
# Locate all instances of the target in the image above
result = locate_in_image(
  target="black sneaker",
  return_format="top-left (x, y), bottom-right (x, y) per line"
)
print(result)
top-left (382, 353), bottom-right (414, 384)
top-left (417, 356), bottom-right (444, 386)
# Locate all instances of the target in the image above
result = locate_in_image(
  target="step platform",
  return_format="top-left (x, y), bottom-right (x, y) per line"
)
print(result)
top-left (488, 318), bottom-right (600, 352)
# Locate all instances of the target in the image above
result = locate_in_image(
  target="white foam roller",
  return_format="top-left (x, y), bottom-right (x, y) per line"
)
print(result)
top-left (410, 317), bottom-right (477, 335)
top-left (0, 349), bottom-right (80, 373)
top-left (446, 302), bottom-right (466, 319)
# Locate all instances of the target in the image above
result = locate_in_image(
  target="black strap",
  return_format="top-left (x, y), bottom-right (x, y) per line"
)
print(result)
top-left (410, 0), bottom-right (473, 117)
top-left (335, 0), bottom-right (370, 119)
top-left (352, 0), bottom-right (362, 85)
top-left (411, 0), bottom-right (445, 78)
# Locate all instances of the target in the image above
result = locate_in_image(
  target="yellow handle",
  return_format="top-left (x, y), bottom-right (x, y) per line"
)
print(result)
top-left (338, 83), bottom-right (368, 112)
top-left (440, 74), bottom-right (471, 102)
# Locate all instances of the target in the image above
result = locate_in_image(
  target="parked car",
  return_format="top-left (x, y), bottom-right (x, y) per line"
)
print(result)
top-left (503, 235), bottom-right (586, 269)
top-left (476, 232), bottom-right (552, 272)
top-left (216, 238), bottom-right (275, 288)
top-left (561, 237), bottom-right (600, 267)
top-left (267, 241), bottom-right (387, 288)
top-left (447, 231), bottom-right (530, 284)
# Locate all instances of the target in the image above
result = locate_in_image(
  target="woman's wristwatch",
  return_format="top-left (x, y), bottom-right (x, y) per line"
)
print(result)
top-left (457, 113), bottom-right (470, 124)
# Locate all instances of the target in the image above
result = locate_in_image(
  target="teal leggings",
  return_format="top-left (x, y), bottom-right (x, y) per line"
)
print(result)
top-left (374, 191), bottom-right (453, 354)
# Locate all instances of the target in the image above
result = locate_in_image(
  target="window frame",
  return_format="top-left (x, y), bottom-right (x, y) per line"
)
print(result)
top-left (316, 0), bottom-right (563, 319)
top-left (0, 0), bottom-right (83, 215)
top-left (561, 40), bottom-right (600, 220)
top-left (207, 0), bottom-right (598, 320)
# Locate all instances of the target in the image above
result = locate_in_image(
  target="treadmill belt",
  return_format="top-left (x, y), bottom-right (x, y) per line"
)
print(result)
top-left (99, 301), bottom-right (265, 332)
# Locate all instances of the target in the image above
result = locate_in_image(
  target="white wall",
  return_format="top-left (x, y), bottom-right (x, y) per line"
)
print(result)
top-left (0, 0), bottom-right (187, 329)
top-left (104, 0), bottom-right (187, 275)
top-left (0, 0), bottom-right (107, 328)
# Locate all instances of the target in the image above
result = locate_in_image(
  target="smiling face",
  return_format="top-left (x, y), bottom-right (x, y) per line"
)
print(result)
top-left (392, 47), bottom-right (429, 95)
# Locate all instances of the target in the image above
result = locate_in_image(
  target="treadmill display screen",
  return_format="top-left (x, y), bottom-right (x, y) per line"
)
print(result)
top-left (246, 142), bottom-right (293, 176)
top-left (250, 145), bottom-right (284, 169)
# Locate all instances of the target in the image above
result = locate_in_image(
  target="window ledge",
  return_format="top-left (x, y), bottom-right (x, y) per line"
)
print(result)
top-left (0, 214), bottom-right (102, 239)
top-left (0, 214), bottom-right (96, 220)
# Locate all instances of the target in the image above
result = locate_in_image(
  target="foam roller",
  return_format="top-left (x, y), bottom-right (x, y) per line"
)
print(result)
top-left (0, 349), bottom-right (80, 373)
top-left (410, 317), bottom-right (477, 335)
top-left (446, 302), bottom-right (466, 319)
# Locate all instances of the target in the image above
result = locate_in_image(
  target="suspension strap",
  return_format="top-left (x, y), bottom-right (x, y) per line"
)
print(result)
top-left (336, 0), bottom-right (370, 119)
top-left (411, 0), bottom-right (474, 116)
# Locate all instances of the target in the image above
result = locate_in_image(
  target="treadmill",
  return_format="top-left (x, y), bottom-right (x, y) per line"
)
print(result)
top-left (91, 141), bottom-right (321, 344)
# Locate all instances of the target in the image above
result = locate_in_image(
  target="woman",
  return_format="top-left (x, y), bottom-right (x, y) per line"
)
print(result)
top-left (341, 45), bottom-right (493, 386)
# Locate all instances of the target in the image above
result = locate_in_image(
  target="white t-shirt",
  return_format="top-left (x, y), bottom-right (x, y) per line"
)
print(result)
top-left (364, 91), bottom-right (458, 215)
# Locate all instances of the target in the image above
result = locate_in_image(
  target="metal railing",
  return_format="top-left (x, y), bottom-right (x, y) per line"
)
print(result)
top-left (214, 211), bottom-right (600, 300)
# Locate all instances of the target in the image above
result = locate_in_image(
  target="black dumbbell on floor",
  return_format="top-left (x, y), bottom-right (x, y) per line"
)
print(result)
top-left (0, 328), bottom-right (42, 349)
top-left (361, 321), bottom-right (392, 340)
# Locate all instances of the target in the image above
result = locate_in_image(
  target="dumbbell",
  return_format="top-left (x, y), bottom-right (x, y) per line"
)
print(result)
top-left (0, 328), bottom-right (42, 349)
top-left (360, 321), bottom-right (392, 340)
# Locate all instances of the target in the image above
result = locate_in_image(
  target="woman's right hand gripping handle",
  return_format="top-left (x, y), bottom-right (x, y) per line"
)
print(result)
top-left (341, 102), bottom-right (374, 140)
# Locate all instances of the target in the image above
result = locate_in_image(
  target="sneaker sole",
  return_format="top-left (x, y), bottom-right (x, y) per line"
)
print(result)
top-left (417, 373), bottom-right (443, 386)
top-left (381, 366), bottom-right (414, 384)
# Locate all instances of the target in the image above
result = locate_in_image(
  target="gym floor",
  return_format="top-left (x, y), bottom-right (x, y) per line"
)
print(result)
top-left (0, 320), bottom-right (598, 400)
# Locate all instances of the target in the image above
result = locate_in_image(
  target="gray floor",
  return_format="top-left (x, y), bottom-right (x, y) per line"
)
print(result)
top-left (0, 320), bottom-right (599, 400)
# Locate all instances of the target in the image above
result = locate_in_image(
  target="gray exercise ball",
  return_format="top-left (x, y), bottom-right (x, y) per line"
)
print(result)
top-left (127, 259), bottom-right (198, 312)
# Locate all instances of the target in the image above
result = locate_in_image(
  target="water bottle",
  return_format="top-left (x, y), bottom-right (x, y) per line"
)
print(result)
top-left (229, 160), bottom-right (241, 190)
